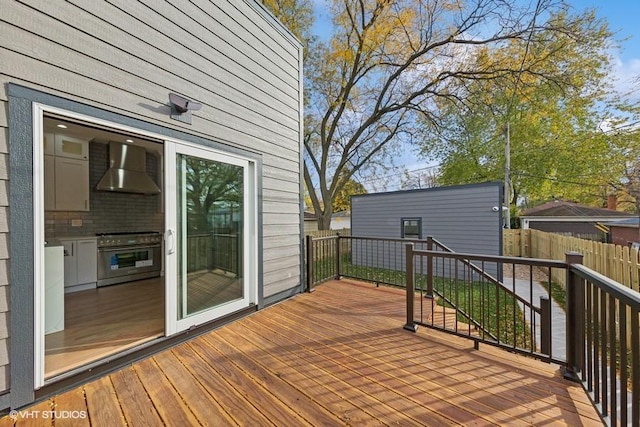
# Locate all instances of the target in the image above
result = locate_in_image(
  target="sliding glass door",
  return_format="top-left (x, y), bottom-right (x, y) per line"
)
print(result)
top-left (165, 142), bottom-right (255, 334)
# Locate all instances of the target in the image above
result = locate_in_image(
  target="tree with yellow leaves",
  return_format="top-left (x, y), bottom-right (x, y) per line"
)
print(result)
top-left (265, 0), bottom-right (622, 229)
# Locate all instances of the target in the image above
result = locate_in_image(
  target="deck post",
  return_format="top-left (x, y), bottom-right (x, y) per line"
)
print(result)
top-left (404, 243), bottom-right (418, 332)
top-left (306, 234), bottom-right (314, 293)
top-left (426, 236), bottom-right (434, 298)
top-left (564, 252), bottom-right (584, 381)
top-left (540, 296), bottom-right (551, 357)
top-left (335, 233), bottom-right (341, 279)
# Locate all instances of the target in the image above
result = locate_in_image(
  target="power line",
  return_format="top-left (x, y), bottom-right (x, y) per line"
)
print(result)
top-left (307, 163), bottom-right (442, 193)
top-left (512, 172), bottom-right (606, 187)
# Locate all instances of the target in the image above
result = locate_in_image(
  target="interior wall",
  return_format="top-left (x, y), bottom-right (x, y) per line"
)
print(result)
top-left (45, 142), bottom-right (163, 239)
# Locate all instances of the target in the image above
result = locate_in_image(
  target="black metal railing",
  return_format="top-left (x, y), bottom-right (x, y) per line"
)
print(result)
top-left (305, 233), bottom-right (640, 425)
top-left (187, 232), bottom-right (239, 274)
top-left (405, 242), bottom-right (567, 364)
top-left (305, 234), bottom-right (564, 362)
top-left (566, 253), bottom-right (640, 426)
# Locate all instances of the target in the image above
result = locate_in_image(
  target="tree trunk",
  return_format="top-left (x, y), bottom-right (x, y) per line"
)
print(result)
top-left (316, 211), bottom-right (332, 231)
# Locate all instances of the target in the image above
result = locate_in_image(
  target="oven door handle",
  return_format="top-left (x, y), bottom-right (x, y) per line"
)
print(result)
top-left (166, 229), bottom-right (176, 255)
top-left (98, 245), bottom-right (160, 253)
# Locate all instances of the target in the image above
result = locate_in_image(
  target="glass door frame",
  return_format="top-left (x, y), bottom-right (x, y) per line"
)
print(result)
top-left (32, 103), bottom-right (257, 388)
top-left (32, 104), bottom-right (170, 387)
top-left (164, 140), bottom-right (257, 336)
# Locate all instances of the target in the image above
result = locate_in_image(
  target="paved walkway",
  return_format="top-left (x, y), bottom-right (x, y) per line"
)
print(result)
top-left (505, 277), bottom-right (566, 361)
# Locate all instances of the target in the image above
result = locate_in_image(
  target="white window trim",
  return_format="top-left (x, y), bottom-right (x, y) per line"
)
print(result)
top-left (32, 103), bottom-right (258, 388)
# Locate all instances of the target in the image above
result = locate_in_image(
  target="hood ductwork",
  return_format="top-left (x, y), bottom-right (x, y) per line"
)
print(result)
top-left (96, 141), bottom-right (161, 194)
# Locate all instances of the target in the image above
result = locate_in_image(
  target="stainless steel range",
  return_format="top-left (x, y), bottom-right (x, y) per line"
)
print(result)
top-left (96, 231), bottom-right (162, 287)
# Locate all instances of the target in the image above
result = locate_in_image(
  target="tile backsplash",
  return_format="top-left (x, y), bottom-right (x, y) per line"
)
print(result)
top-left (45, 142), bottom-right (163, 238)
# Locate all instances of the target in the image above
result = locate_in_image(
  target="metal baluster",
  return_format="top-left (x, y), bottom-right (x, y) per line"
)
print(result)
top-left (601, 290), bottom-right (608, 416)
top-left (609, 294), bottom-right (616, 425)
top-left (620, 302), bottom-right (628, 426)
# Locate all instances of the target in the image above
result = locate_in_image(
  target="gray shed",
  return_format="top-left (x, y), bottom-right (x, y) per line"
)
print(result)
top-left (350, 182), bottom-right (504, 276)
top-left (351, 182), bottom-right (503, 253)
top-left (1, 0), bottom-right (302, 410)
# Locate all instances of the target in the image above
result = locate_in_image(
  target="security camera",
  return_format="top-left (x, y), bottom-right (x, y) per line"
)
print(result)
top-left (492, 206), bottom-right (500, 212)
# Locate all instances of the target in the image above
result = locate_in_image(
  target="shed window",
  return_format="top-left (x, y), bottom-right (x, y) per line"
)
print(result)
top-left (402, 218), bottom-right (422, 239)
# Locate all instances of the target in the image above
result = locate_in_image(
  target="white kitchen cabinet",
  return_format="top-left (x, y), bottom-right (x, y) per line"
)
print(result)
top-left (76, 239), bottom-right (98, 285)
top-left (60, 238), bottom-right (97, 290)
top-left (54, 157), bottom-right (90, 211)
top-left (43, 132), bottom-right (55, 155)
top-left (44, 246), bottom-right (64, 334)
top-left (54, 134), bottom-right (89, 160)
top-left (61, 240), bottom-right (77, 287)
top-left (43, 134), bottom-right (89, 211)
top-left (44, 155), bottom-right (56, 210)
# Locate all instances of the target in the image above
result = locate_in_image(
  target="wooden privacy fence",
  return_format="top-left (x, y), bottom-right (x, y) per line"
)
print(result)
top-left (305, 228), bottom-right (350, 238)
top-left (504, 228), bottom-right (640, 293)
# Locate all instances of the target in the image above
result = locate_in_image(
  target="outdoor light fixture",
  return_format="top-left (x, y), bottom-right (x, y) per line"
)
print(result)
top-left (169, 93), bottom-right (202, 113)
top-left (168, 93), bottom-right (202, 125)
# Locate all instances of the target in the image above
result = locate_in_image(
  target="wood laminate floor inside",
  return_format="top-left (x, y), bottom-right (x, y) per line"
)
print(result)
top-left (45, 278), bottom-right (165, 378)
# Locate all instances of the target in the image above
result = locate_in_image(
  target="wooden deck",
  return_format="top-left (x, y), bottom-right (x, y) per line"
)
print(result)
top-left (2, 279), bottom-right (602, 426)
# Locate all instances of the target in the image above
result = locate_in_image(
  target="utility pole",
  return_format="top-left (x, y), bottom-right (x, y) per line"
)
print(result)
top-left (504, 122), bottom-right (511, 229)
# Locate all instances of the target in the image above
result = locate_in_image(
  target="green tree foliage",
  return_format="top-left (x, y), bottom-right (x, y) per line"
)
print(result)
top-left (333, 175), bottom-right (367, 212)
top-left (182, 158), bottom-right (242, 233)
top-left (265, 1), bottom-right (630, 228)
top-left (605, 124), bottom-right (640, 213)
top-left (421, 9), bottom-right (636, 208)
top-left (262, 0), bottom-right (315, 47)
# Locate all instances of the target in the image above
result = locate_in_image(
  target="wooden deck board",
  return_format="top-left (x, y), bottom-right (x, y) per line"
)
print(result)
top-left (202, 332), bottom-right (346, 426)
top-left (257, 296), bottom-right (535, 425)
top-left (3, 279), bottom-right (602, 426)
top-left (187, 337), bottom-right (313, 426)
top-left (52, 388), bottom-right (89, 427)
top-left (241, 315), bottom-right (448, 426)
top-left (109, 367), bottom-right (163, 427)
top-left (170, 344), bottom-right (274, 426)
top-left (132, 357), bottom-right (200, 426)
top-left (83, 376), bottom-right (126, 427)
top-left (14, 399), bottom-right (52, 427)
top-left (152, 350), bottom-right (236, 426)
top-left (215, 325), bottom-right (386, 426)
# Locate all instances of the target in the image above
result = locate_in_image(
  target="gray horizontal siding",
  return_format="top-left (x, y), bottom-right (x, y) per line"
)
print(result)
top-left (350, 184), bottom-right (503, 280)
top-left (0, 101), bottom-right (6, 127)
top-left (352, 184), bottom-right (502, 255)
top-left (263, 244), bottom-right (300, 261)
top-left (1, 0), bottom-right (302, 400)
top-left (264, 212), bottom-right (300, 226)
top-left (0, 34), bottom-right (299, 158)
top-left (263, 234), bottom-right (300, 250)
top-left (0, 95), bottom-right (7, 392)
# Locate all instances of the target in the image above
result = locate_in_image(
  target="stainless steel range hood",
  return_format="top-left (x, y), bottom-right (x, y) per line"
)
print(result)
top-left (96, 141), bottom-right (161, 194)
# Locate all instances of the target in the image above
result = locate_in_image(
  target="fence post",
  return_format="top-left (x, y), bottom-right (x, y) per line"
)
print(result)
top-left (306, 234), bottom-right (314, 293)
top-left (404, 243), bottom-right (418, 332)
top-left (426, 236), bottom-right (434, 298)
top-left (540, 296), bottom-right (551, 357)
top-left (564, 251), bottom-right (584, 381)
top-left (335, 233), bottom-right (341, 279)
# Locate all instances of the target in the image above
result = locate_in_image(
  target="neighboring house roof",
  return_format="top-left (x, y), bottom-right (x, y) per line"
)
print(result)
top-left (304, 211), bottom-right (316, 220)
top-left (521, 201), bottom-right (635, 219)
top-left (600, 218), bottom-right (640, 228)
top-left (332, 211), bottom-right (350, 218)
